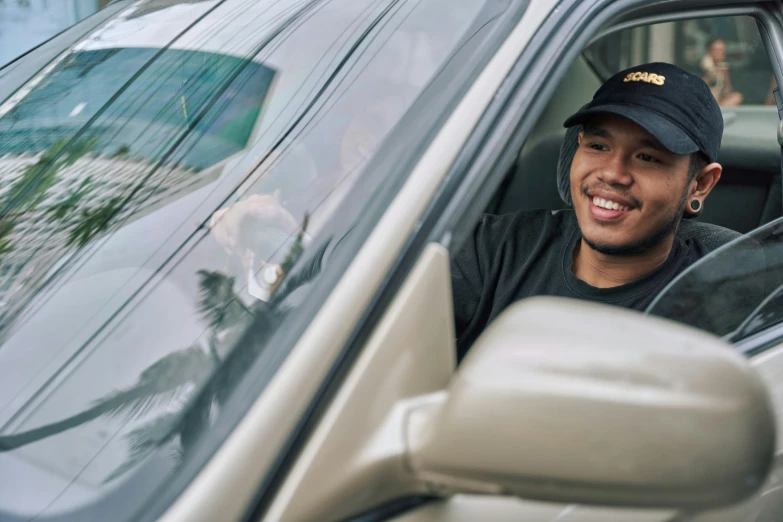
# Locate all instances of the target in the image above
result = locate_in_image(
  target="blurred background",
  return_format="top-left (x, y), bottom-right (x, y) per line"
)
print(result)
top-left (586, 16), bottom-right (777, 106)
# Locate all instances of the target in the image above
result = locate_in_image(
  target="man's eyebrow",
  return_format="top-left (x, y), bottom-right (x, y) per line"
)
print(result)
top-left (583, 126), bottom-right (610, 138)
top-left (637, 137), bottom-right (667, 152)
top-left (584, 124), bottom-right (669, 153)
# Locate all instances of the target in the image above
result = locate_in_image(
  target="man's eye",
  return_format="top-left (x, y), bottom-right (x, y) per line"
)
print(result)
top-left (587, 143), bottom-right (607, 151)
top-left (638, 153), bottom-right (659, 163)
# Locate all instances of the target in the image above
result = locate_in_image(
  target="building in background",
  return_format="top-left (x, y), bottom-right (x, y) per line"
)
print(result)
top-left (0, 5), bottom-right (277, 341)
top-left (0, 0), bottom-right (110, 67)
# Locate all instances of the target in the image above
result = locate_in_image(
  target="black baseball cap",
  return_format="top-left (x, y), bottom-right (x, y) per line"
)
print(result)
top-left (564, 62), bottom-right (723, 163)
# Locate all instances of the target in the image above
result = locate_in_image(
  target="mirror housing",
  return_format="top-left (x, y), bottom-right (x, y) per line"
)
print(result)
top-left (407, 298), bottom-right (775, 509)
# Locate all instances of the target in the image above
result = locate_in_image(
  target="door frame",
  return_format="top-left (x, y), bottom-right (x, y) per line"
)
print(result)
top-left (247, 1), bottom-right (783, 521)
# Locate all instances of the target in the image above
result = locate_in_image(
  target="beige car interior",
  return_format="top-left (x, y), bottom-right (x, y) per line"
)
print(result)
top-left (258, 3), bottom-right (783, 522)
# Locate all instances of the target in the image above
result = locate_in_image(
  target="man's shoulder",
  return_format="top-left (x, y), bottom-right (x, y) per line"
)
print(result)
top-left (477, 208), bottom-right (575, 233)
top-left (470, 209), bottom-right (576, 250)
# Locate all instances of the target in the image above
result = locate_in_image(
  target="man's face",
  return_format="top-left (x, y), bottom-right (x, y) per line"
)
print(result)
top-left (570, 114), bottom-right (692, 256)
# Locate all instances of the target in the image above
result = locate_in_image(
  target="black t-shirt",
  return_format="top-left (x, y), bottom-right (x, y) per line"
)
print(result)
top-left (451, 209), bottom-right (708, 360)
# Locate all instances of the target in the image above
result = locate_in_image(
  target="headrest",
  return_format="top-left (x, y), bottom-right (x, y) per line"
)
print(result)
top-left (556, 123), bottom-right (582, 206)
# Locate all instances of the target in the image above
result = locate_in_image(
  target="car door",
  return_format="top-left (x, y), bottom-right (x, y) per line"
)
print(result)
top-left (245, 1), bottom-right (783, 522)
top-left (251, 2), bottom-right (780, 521)
top-left (644, 216), bottom-right (783, 521)
top-left (12, 0), bottom-right (766, 521)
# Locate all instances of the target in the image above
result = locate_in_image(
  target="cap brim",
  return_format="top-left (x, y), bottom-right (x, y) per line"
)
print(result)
top-left (563, 104), bottom-right (699, 156)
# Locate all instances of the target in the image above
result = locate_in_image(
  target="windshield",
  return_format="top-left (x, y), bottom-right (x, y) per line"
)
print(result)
top-left (647, 217), bottom-right (783, 342)
top-left (0, 0), bottom-right (511, 519)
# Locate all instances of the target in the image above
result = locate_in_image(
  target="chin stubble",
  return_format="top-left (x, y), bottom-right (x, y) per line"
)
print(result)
top-left (580, 190), bottom-right (688, 257)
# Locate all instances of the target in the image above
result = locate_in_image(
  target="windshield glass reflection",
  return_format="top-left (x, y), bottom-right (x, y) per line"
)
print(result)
top-left (0, 0), bottom-right (500, 518)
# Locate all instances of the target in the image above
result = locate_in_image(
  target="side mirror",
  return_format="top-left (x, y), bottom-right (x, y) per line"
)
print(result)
top-left (406, 297), bottom-right (775, 509)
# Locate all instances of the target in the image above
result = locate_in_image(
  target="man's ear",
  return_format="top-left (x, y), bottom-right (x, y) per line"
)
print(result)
top-left (577, 131), bottom-right (584, 145)
top-left (685, 162), bottom-right (722, 217)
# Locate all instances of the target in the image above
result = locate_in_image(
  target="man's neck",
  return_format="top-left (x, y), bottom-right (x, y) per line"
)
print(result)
top-left (572, 235), bottom-right (675, 288)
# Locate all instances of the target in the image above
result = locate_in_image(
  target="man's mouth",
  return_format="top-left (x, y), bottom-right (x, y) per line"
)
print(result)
top-left (588, 195), bottom-right (634, 221)
top-left (591, 196), bottom-right (631, 212)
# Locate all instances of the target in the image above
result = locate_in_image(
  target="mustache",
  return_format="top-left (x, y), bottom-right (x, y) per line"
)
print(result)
top-left (581, 184), bottom-right (642, 209)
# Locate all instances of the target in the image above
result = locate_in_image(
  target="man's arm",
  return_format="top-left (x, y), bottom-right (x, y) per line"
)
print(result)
top-left (451, 214), bottom-right (505, 361)
top-left (451, 239), bottom-right (483, 342)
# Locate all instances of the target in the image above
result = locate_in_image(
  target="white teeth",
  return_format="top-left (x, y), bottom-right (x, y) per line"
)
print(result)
top-left (592, 196), bottom-right (630, 211)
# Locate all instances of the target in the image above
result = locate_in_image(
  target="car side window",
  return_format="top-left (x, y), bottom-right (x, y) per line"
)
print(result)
top-left (579, 15), bottom-right (782, 237)
top-left (585, 15), bottom-right (777, 107)
top-left (584, 14), bottom-right (783, 344)
top-left (647, 217), bottom-right (783, 342)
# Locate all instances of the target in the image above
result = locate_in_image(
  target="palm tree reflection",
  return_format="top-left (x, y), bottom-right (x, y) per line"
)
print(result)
top-left (0, 229), bottom-right (313, 483)
top-left (45, 177), bottom-right (94, 223)
top-left (66, 196), bottom-right (124, 247)
top-left (3, 137), bottom-right (98, 217)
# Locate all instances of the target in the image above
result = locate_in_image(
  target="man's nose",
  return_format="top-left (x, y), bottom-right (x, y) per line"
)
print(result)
top-left (596, 154), bottom-right (633, 186)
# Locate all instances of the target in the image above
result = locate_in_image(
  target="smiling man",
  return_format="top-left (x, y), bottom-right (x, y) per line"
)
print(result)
top-left (452, 62), bottom-right (724, 359)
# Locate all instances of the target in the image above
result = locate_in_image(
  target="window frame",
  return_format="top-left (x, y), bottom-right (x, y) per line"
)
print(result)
top-left (427, 1), bottom-right (783, 254)
top-left (324, 1), bottom-right (783, 519)
top-left (247, 2), bottom-right (783, 520)
top-left (307, 3), bottom-right (783, 519)
top-left (421, 1), bottom-right (783, 353)
top-left (131, 1), bottom-right (541, 522)
top-left (584, 5), bottom-right (783, 357)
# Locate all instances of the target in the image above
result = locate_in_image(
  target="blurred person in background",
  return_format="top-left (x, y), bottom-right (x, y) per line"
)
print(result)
top-left (701, 37), bottom-right (743, 106)
top-left (765, 76), bottom-right (778, 105)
